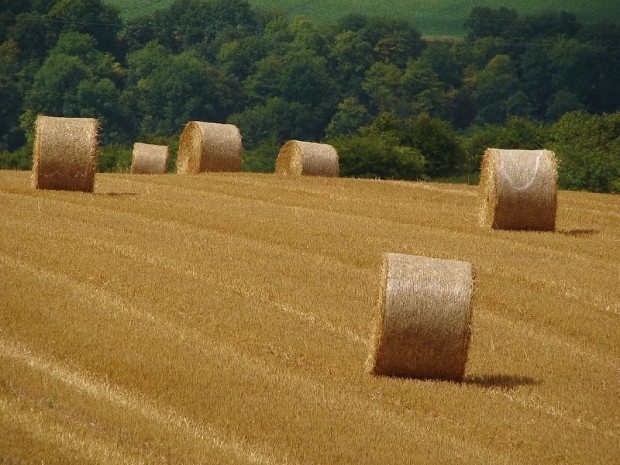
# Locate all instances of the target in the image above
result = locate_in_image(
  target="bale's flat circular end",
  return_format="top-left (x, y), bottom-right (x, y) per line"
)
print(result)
top-left (368, 253), bottom-right (474, 381)
top-left (131, 143), bottom-right (169, 174)
top-left (32, 115), bottom-right (99, 192)
top-left (275, 140), bottom-right (339, 177)
top-left (177, 121), bottom-right (243, 174)
top-left (479, 148), bottom-right (557, 231)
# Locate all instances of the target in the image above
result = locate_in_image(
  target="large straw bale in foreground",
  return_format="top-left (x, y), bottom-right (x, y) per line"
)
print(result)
top-left (176, 121), bottom-right (243, 174)
top-left (131, 143), bottom-right (169, 174)
top-left (276, 140), bottom-right (339, 177)
top-left (368, 253), bottom-right (474, 381)
top-left (479, 148), bottom-right (557, 231)
top-left (32, 115), bottom-right (99, 192)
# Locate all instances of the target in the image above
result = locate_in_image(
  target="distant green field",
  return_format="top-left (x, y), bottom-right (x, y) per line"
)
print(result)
top-left (105, 0), bottom-right (620, 37)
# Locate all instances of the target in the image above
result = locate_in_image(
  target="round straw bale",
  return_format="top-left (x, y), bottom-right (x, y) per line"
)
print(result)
top-left (368, 253), bottom-right (474, 381)
top-left (32, 115), bottom-right (99, 192)
top-left (275, 140), bottom-right (339, 177)
top-left (479, 148), bottom-right (557, 231)
top-left (176, 121), bottom-right (243, 174)
top-left (131, 143), bottom-right (169, 174)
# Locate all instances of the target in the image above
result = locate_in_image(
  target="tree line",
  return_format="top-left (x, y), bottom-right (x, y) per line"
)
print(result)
top-left (0, 0), bottom-right (618, 192)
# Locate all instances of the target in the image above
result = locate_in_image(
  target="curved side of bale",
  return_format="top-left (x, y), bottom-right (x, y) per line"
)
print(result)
top-left (131, 143), bottom-right (169, 174)
top-left (275, 140), bottom-right (339, 177)
top-left (368, 253), bottom-right (474, 381)
top-left (176, 121), bottom-right (243, 174)
top-left (479, 148), bottom-right (557, 231)
top-left (32, 115), bottom-right (99, 192)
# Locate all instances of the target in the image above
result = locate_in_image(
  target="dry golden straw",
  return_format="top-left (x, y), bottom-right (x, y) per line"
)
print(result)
top-left (276, 140), bottom-right (339, 177)
top-left (32, 115), bottom-right (99, 192)
top-left (131, 143), bottom-right (169, 174)
top-left (479, 148), bottom-right (557, 231)
top-left (368, 253), bottom-right (474, 381)
top-left (176, 122), bottom-right (243, 174)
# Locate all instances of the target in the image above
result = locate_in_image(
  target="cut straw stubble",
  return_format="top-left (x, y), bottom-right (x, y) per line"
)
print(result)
top-left (368, 253), bottom-right (474, 381)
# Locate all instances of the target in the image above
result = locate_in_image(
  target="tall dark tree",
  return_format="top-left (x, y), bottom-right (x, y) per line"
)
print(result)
top-left (579, 22), bottom-right (620, 112)
top-left (328, 30), bottom-right (374, 98)
top-left (521, 39), bottom-right (554, 118)
top-left (325, 97), bottom-right (372, 138)
top-left (21, 32), bottom-right (130, 144)
top-left (129, 50), bottom-right (240, 136)
top-left (228, 97), bottom-right (315, 148)
top-left (549, 112), bottom-right (620, 192)
top-left (0, 0), bottom-right (33, 42)
top-left (402, 114), bottom-right (466, 177)
top-left (472, 54), bottom-right (521, 125)
top-left (144, 0), bottom-right (259, 56)
top-left (464, 7), bottom-right (519, 41)
top-left (0, 40), bottom-right (26, 150)
top-left (7, 12), bottom-right (53, 60)
top-left (47, 0), bottom-right (122, 54)
top-left (546, 37), bottom-right (605, 113)
top-left (330, 130), bottom-right (426, 180)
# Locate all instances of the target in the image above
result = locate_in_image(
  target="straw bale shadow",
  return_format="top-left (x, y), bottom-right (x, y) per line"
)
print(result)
top-left (96, 192), bottom-right (139, 197)
top-left (465, 374), bottom-right (541, 390)
top-left (557, 229), bottom-right (598, 237)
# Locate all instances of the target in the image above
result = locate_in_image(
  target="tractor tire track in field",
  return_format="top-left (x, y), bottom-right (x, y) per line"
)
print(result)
top-left (0, 395), bottom-right (149, 465)
top-left (0, 333), bottom-right (286, 465)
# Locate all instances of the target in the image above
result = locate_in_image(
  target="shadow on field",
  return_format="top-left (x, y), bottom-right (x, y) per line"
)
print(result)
top-left (96, 192), bottom-right (139, 197)
top-left (557, 228), bottom-right (598, 237)
top-left (464, 374), bottom-right (541, 390)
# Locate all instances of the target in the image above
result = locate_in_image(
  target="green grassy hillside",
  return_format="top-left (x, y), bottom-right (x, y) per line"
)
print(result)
top-left (105, 0), bottom-right (620, 36)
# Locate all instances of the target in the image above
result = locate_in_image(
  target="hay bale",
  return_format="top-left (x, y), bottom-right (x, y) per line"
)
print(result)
top-left (32, 115), bottom-right (99, 192)
top-left (275, 140), bottom-right (339, 177)
top-left (131, 143), bottom-right (169, 174)
top-left (368, 253), bottom-right (474, 381)
top-left (479, 148), bottom-right (557, 231)
top-left (176, 121), bottom-right (243, 174)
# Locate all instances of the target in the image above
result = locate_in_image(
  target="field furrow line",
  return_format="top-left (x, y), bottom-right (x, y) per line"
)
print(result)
top-left (0, 395), bottom-right (147, 465)
top-left (3, 208), bottom-right (617, 417)
top-left (4, 187), bottom-right (618, 294)
top-left (2, 250), bottom-right (613, 455)
top-left (0, 333), bottom-right (289, 465)
top-left (477, 310), bottom-right (619, 375)
top-left (127, 174), bottom-right (479, 225)
top-left (563, 206), bottom-right (620, 219)
top-left (478, 265), bottom-right (620, 317)
top-left (93, 192), bottom-right (620, 268)
top-left (0, 252), bottom-right (512, 464)
top-left (10, 209), bottom-right (617, 379)
top-left (0, 214), bottom-right (369, 347)
top-left (94, 239), bottom-right (370, 347)
top-left (484, 389), bottom-right (618, 440)
top-left (0, 189), bottom-right (372, 273)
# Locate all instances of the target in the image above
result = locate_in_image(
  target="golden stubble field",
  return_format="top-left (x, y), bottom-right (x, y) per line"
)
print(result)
top-left (1, 169), bottom-right (618, 464)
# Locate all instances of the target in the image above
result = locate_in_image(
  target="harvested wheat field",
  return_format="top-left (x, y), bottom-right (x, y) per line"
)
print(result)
top-left (0, 169), bottom-right (618, 464)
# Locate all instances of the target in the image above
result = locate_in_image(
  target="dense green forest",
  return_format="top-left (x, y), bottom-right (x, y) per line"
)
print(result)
top-left (1, 0), bottom-right (619, 192)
